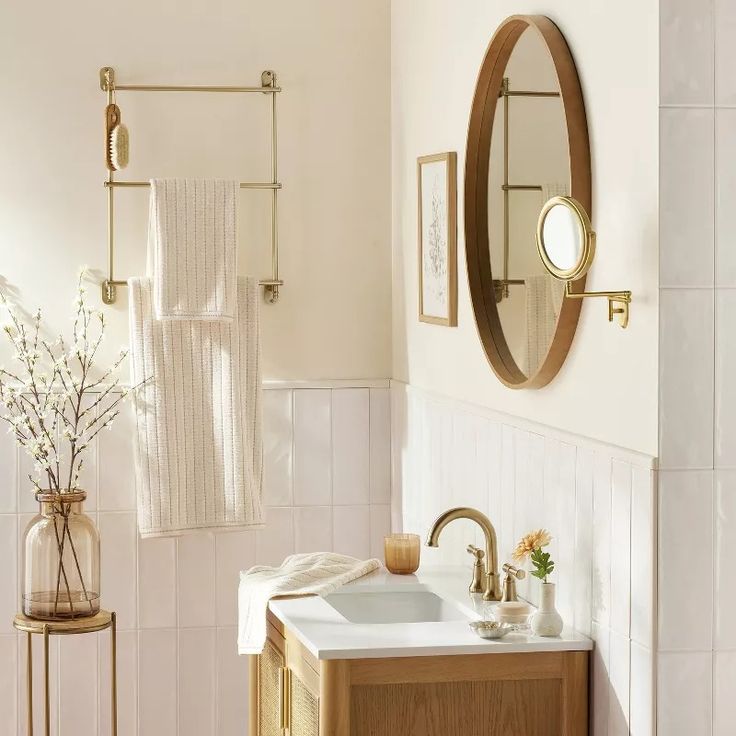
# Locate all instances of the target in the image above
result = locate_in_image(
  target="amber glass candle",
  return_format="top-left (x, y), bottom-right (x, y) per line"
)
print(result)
top-left (384, 533), bottom-right (420, 574)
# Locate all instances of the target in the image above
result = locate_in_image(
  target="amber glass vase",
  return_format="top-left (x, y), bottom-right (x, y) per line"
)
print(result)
top-left (22, 491), bottom-right (100, 620)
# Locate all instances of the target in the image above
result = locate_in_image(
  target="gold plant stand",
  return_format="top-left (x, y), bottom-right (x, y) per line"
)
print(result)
top-left (13, 610), bottom-right (117, 736)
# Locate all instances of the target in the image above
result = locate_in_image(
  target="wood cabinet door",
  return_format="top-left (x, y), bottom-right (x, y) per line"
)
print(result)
top-left (257, 637), bottom-right (287, 736)
top-left (288, 669), bottom-right (319, 736)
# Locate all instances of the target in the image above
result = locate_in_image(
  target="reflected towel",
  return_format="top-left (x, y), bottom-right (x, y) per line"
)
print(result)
top-left (524, 274), bottom-right (564, 375)
top-left (541, 182), bottom-right (568, 205)
top-left (149, 178), bottom-right (238, 320)
top-left (237, 553), bottom-right (381, 654)
top-left (128, 275), bottom-right (263, 537)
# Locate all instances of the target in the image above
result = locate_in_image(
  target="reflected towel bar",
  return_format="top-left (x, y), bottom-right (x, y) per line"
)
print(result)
top-left (99, 66), bottom-right (284, 306)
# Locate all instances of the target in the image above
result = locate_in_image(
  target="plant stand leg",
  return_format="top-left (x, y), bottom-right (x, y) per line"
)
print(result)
top-left (43, 625), bottom-right (50, 736)
top-left (26, 632), bottom-right (33, 736)
top-left (111, 612), bottom-right (117, 736)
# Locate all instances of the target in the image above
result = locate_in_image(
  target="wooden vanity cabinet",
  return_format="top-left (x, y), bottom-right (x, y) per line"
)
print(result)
top-left (250, 611), bottom-right (321, 736)
top-left (250, 610), bottom-right (589, 736)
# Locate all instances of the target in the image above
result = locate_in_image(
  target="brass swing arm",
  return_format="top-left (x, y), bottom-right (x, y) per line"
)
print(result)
top-left (564, 282), bottom-right (631, 328)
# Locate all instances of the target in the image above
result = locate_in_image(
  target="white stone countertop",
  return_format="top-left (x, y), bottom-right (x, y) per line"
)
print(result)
top-left (268, 566), bottom-right (593, 660)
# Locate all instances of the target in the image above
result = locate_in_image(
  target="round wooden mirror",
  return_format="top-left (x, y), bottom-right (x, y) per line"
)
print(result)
top-left (465, 15), bottom-right (591, 388)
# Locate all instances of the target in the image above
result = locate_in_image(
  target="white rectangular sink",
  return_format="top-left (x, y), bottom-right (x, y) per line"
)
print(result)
top-left (323, 589), bottom-right (469, 624)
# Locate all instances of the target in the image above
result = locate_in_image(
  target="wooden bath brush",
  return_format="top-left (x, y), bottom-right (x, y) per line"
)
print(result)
top-left (105, 102), bottom-right (129, 171)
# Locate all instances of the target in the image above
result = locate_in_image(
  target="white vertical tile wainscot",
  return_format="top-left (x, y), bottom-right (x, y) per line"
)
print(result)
top-left (391, 381), bottom-right (657, 735)
top-left (0, 381), bottom-right (391, 736)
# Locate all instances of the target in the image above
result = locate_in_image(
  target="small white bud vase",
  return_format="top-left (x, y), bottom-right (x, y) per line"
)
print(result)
top-left (531, 582), bottom-right (563, 637)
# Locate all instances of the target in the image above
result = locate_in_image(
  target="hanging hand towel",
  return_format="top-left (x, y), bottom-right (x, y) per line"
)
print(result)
top-left (237, 552), bottom-right (382, 654)
top-left (149, 178), bottom-right (238, 320)
top-left (128, 275), bottom-right (263, 537)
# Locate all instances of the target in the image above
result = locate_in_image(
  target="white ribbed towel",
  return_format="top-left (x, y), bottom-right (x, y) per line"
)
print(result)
top-left (128, 276), bottom-right (263, 537)
top-left (237, 553), bottom-right (381, 654)
top-left (149, 178), bottom-right (238, 320)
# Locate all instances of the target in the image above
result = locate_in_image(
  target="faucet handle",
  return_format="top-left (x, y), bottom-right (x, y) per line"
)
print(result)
top-left (467, 545), bottom-right (486, 594)
top-left (502, 562), bottom-right (526, 580)
top-left (501, 562), bottom-right (526, 602)
top-left (467, 544), bottom-right (485, 561)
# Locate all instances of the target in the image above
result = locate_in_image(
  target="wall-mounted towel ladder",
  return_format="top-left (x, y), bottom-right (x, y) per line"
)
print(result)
top-left (98, 66), bottom-right (283, 305)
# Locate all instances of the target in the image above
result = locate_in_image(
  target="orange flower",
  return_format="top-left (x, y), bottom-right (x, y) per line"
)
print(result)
top-left (512, 528), bottom-right (552, 563)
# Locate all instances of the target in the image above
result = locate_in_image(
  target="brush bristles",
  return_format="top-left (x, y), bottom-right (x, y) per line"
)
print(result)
top-left (110, 124), bottom-right (129, 170)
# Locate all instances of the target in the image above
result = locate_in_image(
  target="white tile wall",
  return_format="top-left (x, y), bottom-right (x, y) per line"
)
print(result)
top-left (715, 0), bottom-right (736, 106)
top-left (658, 471), bottom-right (714, 652)
top-left (658, 651), bottom-right (713, 736)
top-left (716, 110), bottom-right (736, 287)
top-left (658, 287), bottom-right (714, 469)
top-left (660, 0), bottom-right (713, 106)
top-left (0, 384), bottom-right (392, 735)
top-left (659, 108), bottom-right (714, 288)
top-left (661, 3), bottom-right (736, 732)
top-left (392, 382), bottom-right (657, 735)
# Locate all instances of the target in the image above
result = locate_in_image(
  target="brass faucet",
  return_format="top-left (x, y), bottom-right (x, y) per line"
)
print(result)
top-left (425, 507), bottom-right (502, 601)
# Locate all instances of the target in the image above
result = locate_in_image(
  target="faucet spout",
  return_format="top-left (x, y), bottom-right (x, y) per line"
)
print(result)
top-left (426, 506), bottom-right (502, 601)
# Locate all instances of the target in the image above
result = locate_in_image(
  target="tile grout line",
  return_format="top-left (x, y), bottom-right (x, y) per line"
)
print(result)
top-left (627, 463), bottom-right (633, 730)
top-left (711, 21), bottom-right (717, 724)
top-left (289, 388), bottom-right (295, 510)
top-left (659, 284), bottom-right (736, 290)
top-left (133, 494), bottom-right (140, 734)
top-left (175, 538), bottom-right (180, 736)
top-left (94, 426), bottom-right (100, 736)
top-left (329, 390), bottom-right (334, 544)
top-left (368, 389), bottom-right (373, 508)
top-left (652, 466), bottom-right (659, 735)
top-left (212, 623), bottom-right (218, 736)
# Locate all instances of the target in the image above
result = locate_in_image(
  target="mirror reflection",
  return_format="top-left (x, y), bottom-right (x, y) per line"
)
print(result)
top-left (540, 202), bottom-right (583, 272)
top-left (488, 28), bottom-right (569, 376)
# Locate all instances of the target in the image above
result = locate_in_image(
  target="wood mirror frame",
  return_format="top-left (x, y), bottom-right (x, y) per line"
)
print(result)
top-left (465, 15), bottom-right (591, 389)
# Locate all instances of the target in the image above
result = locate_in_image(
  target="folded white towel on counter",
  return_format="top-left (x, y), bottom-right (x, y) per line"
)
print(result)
top-left (237, 552), bottom-right (381, 654)
top-left (128, 275), bottom-right (263, 537)
top-left (149, 178), bottom-right (238, 320)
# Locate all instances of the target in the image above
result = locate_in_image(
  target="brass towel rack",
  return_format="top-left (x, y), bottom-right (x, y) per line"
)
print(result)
top-left (99, 66), bottom-right (284, 305)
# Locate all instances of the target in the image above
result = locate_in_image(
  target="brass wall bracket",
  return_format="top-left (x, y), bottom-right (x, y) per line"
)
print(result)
top-left (100, 66), bottom-right (115, 92)
top-left (565, 282), bottom-right (632, 328)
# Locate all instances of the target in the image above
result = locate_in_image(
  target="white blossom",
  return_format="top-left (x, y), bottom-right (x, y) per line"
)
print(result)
top-left (0, 277), bottom-right (142, 498)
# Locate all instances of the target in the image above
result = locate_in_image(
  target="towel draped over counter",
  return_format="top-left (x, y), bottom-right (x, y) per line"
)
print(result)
top-left (238, 552), bottom-right (381, 654)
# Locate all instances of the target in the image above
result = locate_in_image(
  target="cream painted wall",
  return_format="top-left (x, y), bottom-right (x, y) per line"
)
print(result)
top-left (391, 0), bottom-right (659, 455)
top-left (0, 0), bottom-right (391, 380)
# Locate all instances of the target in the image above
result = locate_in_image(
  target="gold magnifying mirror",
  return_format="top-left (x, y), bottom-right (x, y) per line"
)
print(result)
top-left (536, 196), bottom-right (631, 328)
